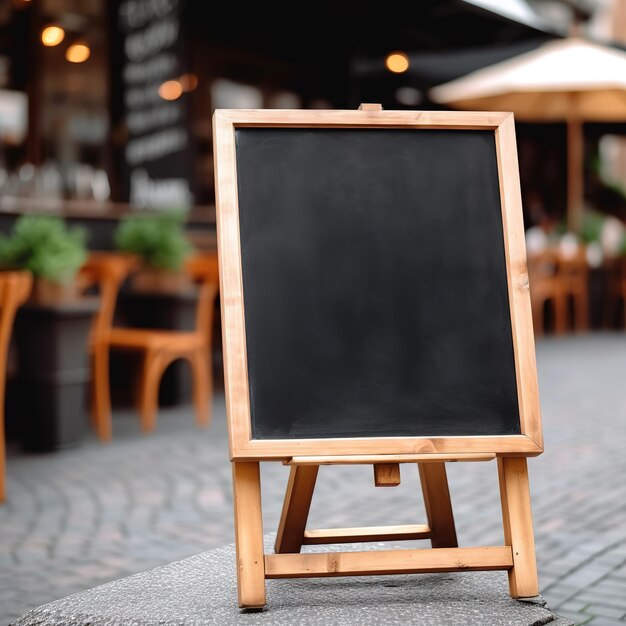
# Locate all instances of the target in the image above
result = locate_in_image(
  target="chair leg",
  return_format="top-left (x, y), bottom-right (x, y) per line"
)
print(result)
top-left (92, 343), bottom-right (112, 441)
top-left (602, 284), bottom-right (614, 329)
top-left (553, 294), bottom-right (568, 335)
top-left (139, 350), bottom-right (165, 432)
top-left (190, 349), bottom-right (211, 427)
top-left (89, 351), bottom-right (95, 427)
top-left (575, 291), bottom-right (588, 331)
top-left (1, 418), bottom-right (5, 502)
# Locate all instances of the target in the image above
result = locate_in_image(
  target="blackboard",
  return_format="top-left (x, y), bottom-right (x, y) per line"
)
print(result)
top-left (213, 110), bottom-right (542, 459)
top-left (114, 0), bottom-right (194, 209)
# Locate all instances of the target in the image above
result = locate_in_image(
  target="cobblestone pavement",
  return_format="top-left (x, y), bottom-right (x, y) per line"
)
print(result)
top-left (1, 334), bottom-right (625, 625)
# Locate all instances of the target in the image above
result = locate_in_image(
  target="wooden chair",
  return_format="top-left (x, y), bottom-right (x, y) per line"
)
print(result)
top-left (80, 253), bottom-right (139, 441)
top-left (90, 253), bottom-right (218, 440)
top-left (605, 256), bottom-right (626, 328)
top-left (558, 247), bottom-right (589, 332)
top-left (527, 250), bottom-right (567, 336)
top-left (0, 271), bottom-right (32, 502)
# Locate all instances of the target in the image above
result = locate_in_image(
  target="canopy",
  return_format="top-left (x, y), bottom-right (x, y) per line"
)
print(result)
top-left (430, 38), bottom-right (626, 231)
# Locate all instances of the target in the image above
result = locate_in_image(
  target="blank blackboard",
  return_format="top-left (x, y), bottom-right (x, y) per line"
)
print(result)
top-left (234, 127), bottom-right (520, 440)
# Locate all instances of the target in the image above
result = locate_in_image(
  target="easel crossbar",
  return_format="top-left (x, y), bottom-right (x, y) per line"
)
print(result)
top-left (286, 453), bottom-right (496, 465)
top-left (303, 524), bottom-right (432, 545)
top-left (265, 546), bottom-right (513, 578)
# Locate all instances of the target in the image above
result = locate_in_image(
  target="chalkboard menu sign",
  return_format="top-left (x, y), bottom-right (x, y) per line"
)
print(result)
top-left (117, 0), bottom-right (193, 209)
top-left (213, 109), bottom-right (544, 610)
top-left (213, 109), bottom-right (543, 460)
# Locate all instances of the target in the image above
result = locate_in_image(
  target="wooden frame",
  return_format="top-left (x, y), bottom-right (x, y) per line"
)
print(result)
top-left (213, 109), bottom-right (542, 460)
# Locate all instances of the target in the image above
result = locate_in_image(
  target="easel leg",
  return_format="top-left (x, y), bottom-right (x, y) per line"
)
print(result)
top-left (498, 457), bottom-right (539, 598)
top-left (274, 465), bottom-right (319, 553)
top-left (232, 462), bottom-right (266, 608)
top-left (418, 463), bottom-right (458, 548)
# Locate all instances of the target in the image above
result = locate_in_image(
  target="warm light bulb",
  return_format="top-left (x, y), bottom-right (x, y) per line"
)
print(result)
top-left (41, 25), bottom-right (65, 47)
top-left (65, 43), bottom-right (90, 63)
top-left (179, 73), bottom-right (198, 92)
top-left (159, 80), bottom-right (183, 101)
top-left (385, 52), bottom-right (409, 74)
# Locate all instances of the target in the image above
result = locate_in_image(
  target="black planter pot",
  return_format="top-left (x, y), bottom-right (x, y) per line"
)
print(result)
top-left (13, 297), bottom-right (100, 452)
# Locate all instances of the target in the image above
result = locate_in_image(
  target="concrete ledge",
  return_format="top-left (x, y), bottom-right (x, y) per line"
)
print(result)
top-left (13, 538), bottom-right (573, 626)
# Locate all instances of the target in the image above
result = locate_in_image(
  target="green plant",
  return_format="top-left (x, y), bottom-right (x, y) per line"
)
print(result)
top-left (580, 211), bottom-right (605, 245)
top-left (114, 212), bottom-right (192, 271)
top-left (0, 215), bottom-right (87, 283)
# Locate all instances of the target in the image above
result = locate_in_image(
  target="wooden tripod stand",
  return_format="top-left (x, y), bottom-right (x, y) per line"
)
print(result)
top-left (232, 455), bottom-right (538, 609)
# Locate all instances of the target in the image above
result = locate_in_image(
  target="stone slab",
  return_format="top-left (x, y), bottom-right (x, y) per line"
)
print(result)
top-left (13, 538), bottom-right (572, 626)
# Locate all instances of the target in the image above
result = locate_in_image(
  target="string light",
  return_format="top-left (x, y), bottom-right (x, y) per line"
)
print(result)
top-left (41, 25), bottom-right (65, 46)
top-left (65, 43), bottom-right (90, 63)
top-left (179, 73), bottom-right (198, 92)
top-left (385, 52), bottom-right (410, 74)
top-left (159, 80), bottom-right (183, 101)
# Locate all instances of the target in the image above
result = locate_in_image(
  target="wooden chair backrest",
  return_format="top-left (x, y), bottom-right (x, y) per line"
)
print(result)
top-left (79, 253), bottom-right (138, 343)
top-left (527, 250), bottom-right (559, 282)
top-left (184, 253), bottom-right (219, 348)
top-left (79, 252), bottom-right (218, 345)
top-left (558, 247), bottom-right (588, 280)
top-left (0, 271), bottom-right (33, 397)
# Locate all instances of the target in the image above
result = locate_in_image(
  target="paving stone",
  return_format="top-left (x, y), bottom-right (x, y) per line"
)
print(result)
top-left (557, 611), bottom-right (592, 625)
top-left (577, 592), bottom-right (626, 610)
top-left (585, 606), bottom-right (626, 620)
top-left (557, 568), bottom-right (613, 590)
top-left (585, 618), bottom-right (626, 626)
top-left (544, 587), bottom-right (580, 608)
top-left (559, 600), bottom-right (591, 613)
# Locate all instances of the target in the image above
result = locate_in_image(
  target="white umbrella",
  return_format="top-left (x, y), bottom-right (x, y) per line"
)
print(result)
top-left (463, 0), bottom-right (549, 31)
top-left (430, 38), bottom-right (626, 232)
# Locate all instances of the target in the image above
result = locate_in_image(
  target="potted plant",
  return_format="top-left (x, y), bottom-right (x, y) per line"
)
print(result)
top-left (0, 215), bottom-right (88, 303)
top-left (0, 215), bottom-right (97, 451)
top-left (114, 212), bottom-right (193, 293)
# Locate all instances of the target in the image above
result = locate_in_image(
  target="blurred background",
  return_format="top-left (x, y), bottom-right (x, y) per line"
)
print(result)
top-left (3, 0), bottom-right (626, 334)
top-left (2, 2), bottom-right (626, 625)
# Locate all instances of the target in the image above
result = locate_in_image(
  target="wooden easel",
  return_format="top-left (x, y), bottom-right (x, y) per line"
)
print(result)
top-left (274, 459), bottom-right (458, 552)
top-left (232, 453), bottom-right (537, 608)
top-left (217, 105), bottom-right (542, 609)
